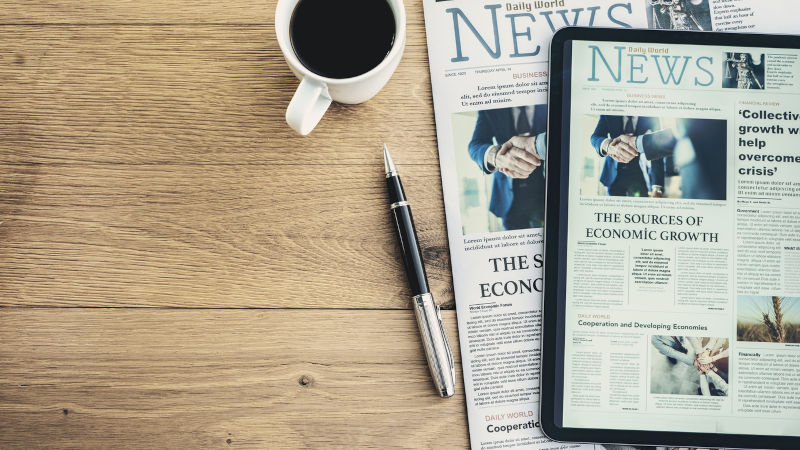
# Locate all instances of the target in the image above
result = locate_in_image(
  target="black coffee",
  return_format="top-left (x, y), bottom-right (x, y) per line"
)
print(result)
top-left (290, 0), bottom-right (396, 79)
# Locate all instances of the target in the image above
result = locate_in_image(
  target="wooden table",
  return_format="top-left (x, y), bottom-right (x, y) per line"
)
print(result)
top-left (0, 1), bottom-right (469, 447)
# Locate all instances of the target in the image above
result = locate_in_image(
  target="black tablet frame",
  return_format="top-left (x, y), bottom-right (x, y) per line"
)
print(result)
top-left (541, 26), bottom-right (800, 450)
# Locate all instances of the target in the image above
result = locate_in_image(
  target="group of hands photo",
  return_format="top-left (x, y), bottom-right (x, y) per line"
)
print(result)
top-left (652, 335), bottom-right (730, 397)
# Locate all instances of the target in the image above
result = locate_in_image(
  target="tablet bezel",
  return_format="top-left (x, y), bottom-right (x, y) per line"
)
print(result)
top-left (541, 26), bottom-right (800, 449)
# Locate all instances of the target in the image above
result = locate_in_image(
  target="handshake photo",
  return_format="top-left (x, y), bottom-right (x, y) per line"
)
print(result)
top-left (604, 133), bottom-right (640, 164)
top-left (463, 105), bottom-right (549, 232)
top-left (587, 114), bottom-right (727, 201)
top-left (490, 133), bottom-right (546, 180)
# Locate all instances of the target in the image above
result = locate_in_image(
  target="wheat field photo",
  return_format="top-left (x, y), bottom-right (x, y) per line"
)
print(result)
top-left (737, 295), bottom-right (800, 343)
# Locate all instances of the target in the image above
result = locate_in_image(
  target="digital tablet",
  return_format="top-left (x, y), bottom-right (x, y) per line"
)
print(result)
top-left (542, 27), bottom-right (800, 449)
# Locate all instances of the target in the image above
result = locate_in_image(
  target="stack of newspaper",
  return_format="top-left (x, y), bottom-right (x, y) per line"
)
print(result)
top-left (420, 1), bottom-right (800, 448)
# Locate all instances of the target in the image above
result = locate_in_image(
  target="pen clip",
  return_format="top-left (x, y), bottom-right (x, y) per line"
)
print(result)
top-left (436, 304), bottom-right (455, 376)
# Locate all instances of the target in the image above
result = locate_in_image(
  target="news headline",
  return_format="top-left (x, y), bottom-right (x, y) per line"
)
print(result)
top-left (737, 109), bottom-right (800, 176)
top-left (576, 319), bottom-right (708, 332)
top-left (478, 254), bottom-right (543, 298)
top-left (586, 212), bottom-right (719, 242)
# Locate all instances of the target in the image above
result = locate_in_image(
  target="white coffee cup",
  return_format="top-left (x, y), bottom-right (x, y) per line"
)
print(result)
top-left (275, 0), bottom-right (406, 135)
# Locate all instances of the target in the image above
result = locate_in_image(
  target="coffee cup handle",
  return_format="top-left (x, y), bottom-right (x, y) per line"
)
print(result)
top-left (285, 77), bottom-right (332, 135)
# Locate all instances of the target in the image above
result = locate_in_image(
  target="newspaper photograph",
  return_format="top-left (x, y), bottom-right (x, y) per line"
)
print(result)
top-left (421, 0), bottom-right (800, 449)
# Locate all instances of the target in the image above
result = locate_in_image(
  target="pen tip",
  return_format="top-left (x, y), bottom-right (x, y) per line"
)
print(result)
top-left (383, 143), bottom-right (397, 175)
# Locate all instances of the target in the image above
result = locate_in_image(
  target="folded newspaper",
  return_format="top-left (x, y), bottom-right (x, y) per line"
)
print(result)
top-left (420, 1), bottom-right (799, 448)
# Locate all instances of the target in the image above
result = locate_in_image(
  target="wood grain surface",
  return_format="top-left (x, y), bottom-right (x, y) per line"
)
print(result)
top-left (0, 163), bottom-right (452, 308)
top-left (0, 7), bottom-right (450, 308)
top-left (0, 26), bottom-right (437, 165)
top-left (0, 309), bottom-right (466, 449)
top-left (0, 0), bottom-right (468, 447)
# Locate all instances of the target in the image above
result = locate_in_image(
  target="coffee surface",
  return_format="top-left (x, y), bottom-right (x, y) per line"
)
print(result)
top-left (290, 0), bottom-right (396, 79)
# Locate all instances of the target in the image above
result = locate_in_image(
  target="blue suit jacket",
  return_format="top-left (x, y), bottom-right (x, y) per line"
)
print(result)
top-left (589, 115), bottom-right (666, 191)
top-left (467, 106), bottom-right (547, 220)
top-left (640, 118), bottom-right (726, 200)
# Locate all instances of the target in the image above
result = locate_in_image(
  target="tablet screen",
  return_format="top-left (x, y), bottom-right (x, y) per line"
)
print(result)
top-left (557, 38), bottom-right (800, 438)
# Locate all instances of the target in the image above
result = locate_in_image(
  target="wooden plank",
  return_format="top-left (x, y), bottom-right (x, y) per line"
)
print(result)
top-left (0, 0), bottom-right (432, 25)
top-left (0, 1), bottom-right (273, 24)
top-left (0, 24), bottom-right (437, 165)
top-left (0, 163), bottom-right (454, 308)
top-left (0, 308), bottom-right (468, 449)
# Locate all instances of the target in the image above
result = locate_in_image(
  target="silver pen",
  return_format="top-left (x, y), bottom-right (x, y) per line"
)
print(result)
top-left (383, 144), bottom-right (456, 397)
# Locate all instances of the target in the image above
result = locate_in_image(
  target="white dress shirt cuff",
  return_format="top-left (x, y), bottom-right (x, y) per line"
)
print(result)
top-left (636, 134), bottom-right (646, 158)
top-left (600, 137), bottom-right (612, 156)
top-left (483, 145), bottom-right (500, 173)
top-left (534, 132), bottom-right (546, 160)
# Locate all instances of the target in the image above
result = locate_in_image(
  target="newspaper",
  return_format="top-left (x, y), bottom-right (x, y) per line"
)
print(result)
top-left (420, 0), bottom-right (800, 448)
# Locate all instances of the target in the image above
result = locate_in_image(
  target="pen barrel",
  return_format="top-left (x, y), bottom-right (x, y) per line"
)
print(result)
top-left (412, 293), bottom-right (455, 398)
top-left (391, 204), bottom-right (429, 294)
top-left (386, 174), bottom-right (406, 204)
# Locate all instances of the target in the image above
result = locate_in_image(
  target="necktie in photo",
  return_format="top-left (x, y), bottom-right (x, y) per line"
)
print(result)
top-left (516, 108), bottom-right (531, 135)
top-left (624, 116), bottom-right (635, 134)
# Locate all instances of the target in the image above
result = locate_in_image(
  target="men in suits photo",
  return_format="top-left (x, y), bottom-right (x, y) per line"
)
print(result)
top-left (467, 105), bottom-right (547, 230)
top-left (590, 115), bottom-right (666, 198)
